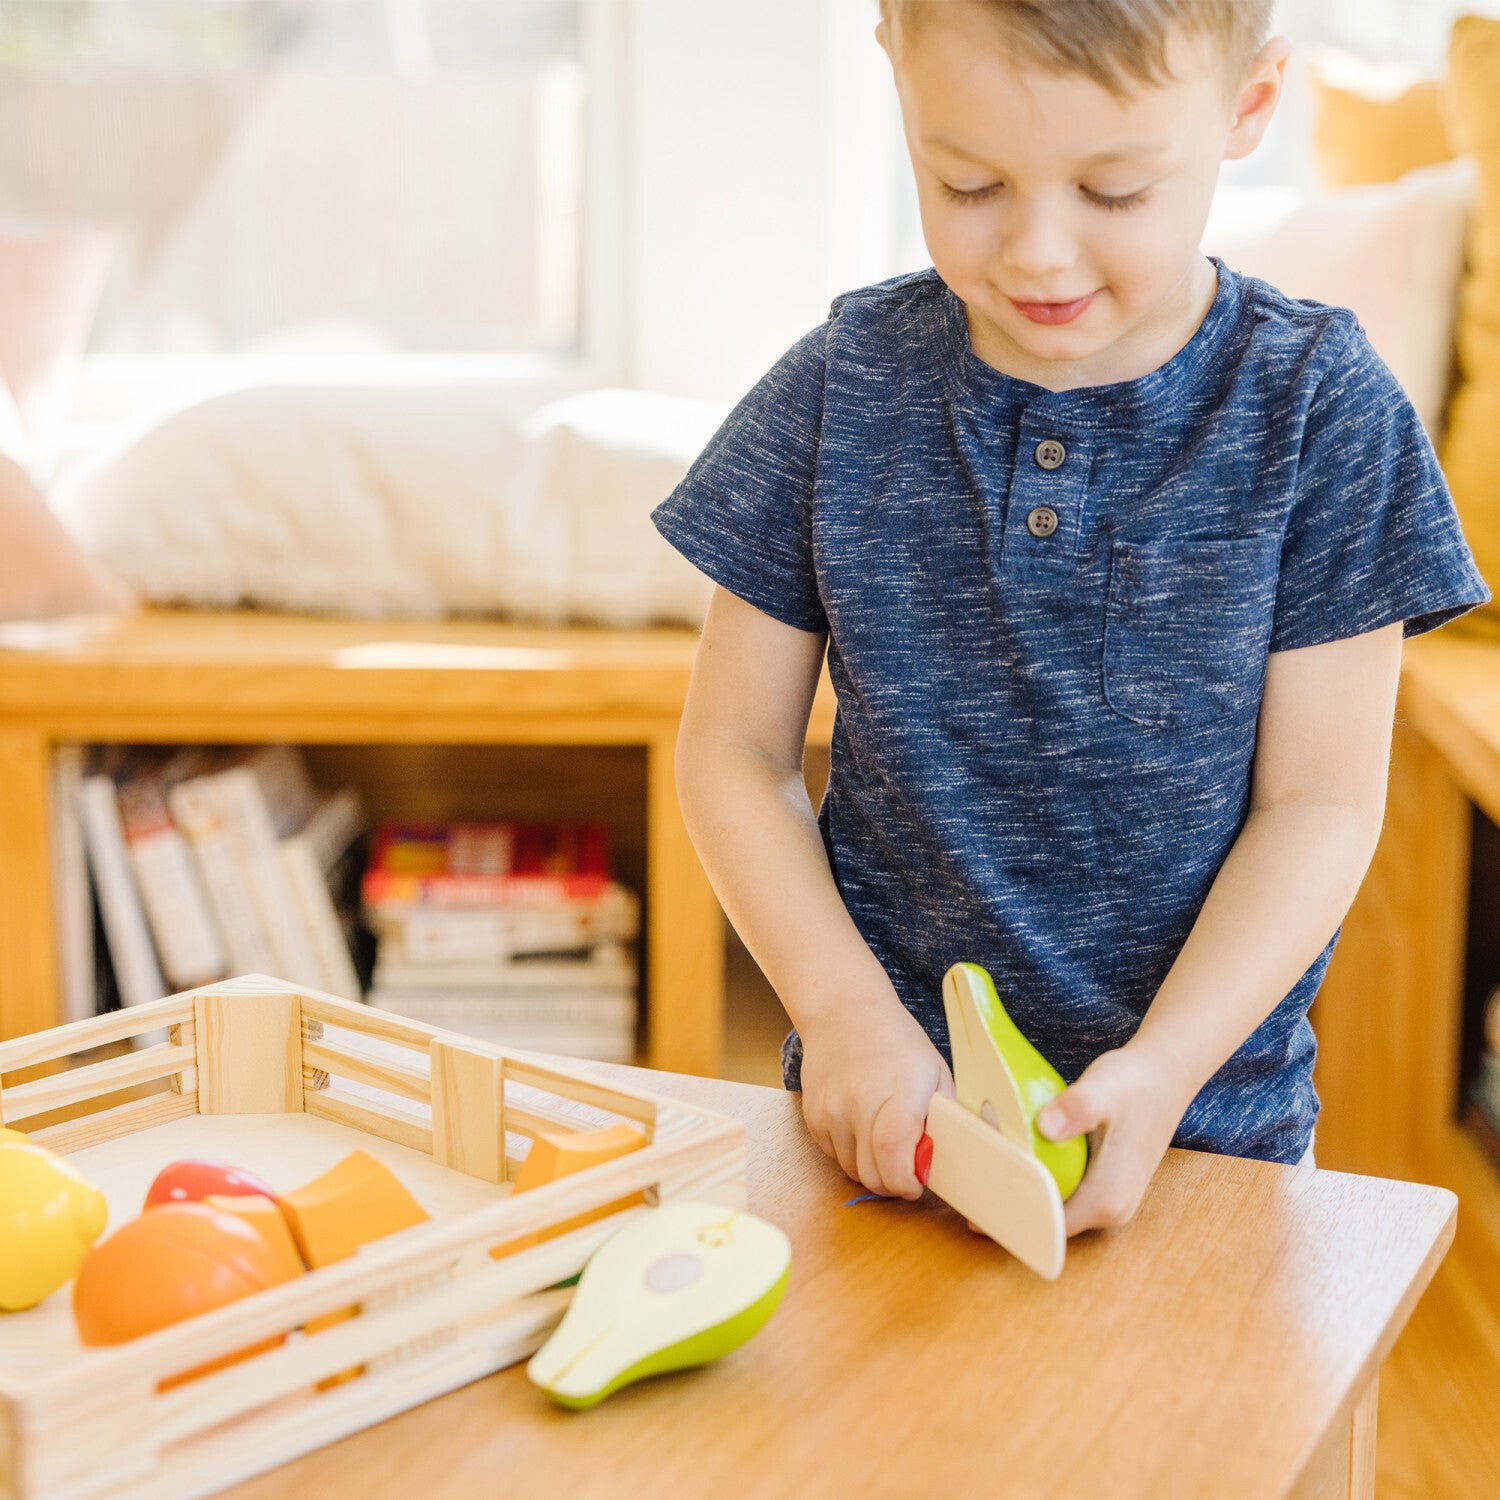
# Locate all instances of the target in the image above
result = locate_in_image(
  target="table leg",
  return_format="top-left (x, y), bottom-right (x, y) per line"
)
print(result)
top-left (645, 731), bottom-right (724, 1076)
top-left (0, 729), bottom-right (59, 1041)
top-left (1288, 1371), bottom-right (1379, 1499)
top-left (1349, 1374), bottom-right (1378, 1500)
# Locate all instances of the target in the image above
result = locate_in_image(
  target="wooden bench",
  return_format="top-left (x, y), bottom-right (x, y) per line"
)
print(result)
top-left (0, 607), bottom-right (836, 1074)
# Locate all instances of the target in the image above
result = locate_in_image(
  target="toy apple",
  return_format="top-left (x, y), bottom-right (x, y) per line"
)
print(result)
top-left (0, 1141), bottom-right (108, 1311)
top-left (143, 1158), bottom-right (278, 1212)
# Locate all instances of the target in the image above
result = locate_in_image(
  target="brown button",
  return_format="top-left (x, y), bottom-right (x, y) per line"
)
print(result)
top-left (1026, 506), bottom-right (1059, 538)
top-left (1034, 438), bottom-right (1066, 470)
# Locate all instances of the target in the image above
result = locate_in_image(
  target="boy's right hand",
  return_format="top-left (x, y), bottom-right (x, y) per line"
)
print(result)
top-left (797, 997), bottom-right (954, 1201)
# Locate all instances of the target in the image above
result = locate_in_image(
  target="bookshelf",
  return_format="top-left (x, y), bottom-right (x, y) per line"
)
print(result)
top-left (0, 607), bottom-right (838, 1076)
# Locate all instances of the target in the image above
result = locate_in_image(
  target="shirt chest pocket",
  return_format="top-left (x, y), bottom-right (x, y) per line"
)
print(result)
top-left (1102, 536), bottom-right (1280, 728)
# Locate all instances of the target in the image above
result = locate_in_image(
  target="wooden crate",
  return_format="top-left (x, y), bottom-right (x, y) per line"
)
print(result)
top-left (0, 976), bottom-right (746, 1500)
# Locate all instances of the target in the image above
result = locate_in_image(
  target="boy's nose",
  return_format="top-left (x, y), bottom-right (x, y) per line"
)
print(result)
top-left (1000, 201), bottom-right (1077, 283)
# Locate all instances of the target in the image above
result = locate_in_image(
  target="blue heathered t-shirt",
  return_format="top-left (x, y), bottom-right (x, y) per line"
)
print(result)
top-left (650, 260), bottom-right (1491, 1164)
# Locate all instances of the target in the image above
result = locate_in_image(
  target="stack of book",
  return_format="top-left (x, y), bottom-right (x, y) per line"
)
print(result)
top-left (57, 744), bottom-right (366, 1036)
top-left (362, 821), bottom-right (640, 1062)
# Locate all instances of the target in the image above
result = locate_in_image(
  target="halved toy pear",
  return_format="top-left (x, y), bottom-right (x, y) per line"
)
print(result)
top-left (943, 962), bottom-right (1087, 1199)
top-left (528, 1201), bottom-right (790, 1409)
top-left (916, 963), bottom-right (1088, 1280)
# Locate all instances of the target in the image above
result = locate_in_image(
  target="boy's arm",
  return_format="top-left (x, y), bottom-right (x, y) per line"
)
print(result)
top-left (1038, 620), bottom-right (1404, 1235)
top-left (677, 586), bottom-right (952, 1198)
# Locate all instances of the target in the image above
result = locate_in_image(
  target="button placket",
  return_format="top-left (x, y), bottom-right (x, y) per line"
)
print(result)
top-left (1001, 420), bottom-right (1087, 569)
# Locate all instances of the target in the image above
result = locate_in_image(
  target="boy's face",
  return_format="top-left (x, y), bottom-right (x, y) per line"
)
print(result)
top-left (881, 6), bottom-right (1287, 390)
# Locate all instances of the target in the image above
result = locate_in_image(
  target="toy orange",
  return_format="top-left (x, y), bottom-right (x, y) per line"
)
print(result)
top-left (73, 1202), bottom-right (302, 1385)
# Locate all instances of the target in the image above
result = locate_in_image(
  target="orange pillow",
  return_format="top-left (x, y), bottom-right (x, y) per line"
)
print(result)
top-left (1312, 69), bottom-right (1458, 189)
top-left (1439, 15), bottom-right (1500, 637)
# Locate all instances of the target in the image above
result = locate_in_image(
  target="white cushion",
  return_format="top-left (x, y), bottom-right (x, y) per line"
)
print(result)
top-left (53, 382), bottom-right (728, 625)
top-left (1202, 158), bottom-right (1476, 437)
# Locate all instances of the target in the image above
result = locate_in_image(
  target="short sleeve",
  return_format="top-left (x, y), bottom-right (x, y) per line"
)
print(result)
top-left (1269, 322), bottom-right (1491, 653)
top-left (651, 323), bottom-right (828, 634)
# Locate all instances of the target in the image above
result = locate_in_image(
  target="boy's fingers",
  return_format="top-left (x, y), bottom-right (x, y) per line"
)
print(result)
top-left (869, 1096), bottom-right (922, 1200)
top-left (828, 1119), bottom-right (862, 1187)
top-left (1037, 1081), bottom-right (1105, 1142)
top-left (854, 1130), bottom-right (891, 1198)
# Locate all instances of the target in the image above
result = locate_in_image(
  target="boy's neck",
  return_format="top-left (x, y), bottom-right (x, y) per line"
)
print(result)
top-left (962, 254), bottom-right (1221, 394)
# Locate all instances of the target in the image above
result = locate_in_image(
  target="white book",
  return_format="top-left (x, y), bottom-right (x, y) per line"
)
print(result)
top-left (299, 787), bottom-right (365, 874)
top-left (366, 886), bottom-right (640, 965)
top-left (213, 765), bottom-right (322, 988)
top-left (76, 775), bottom-right (169, 1037)
top-left (50, 745), bottom-right (95, 1024)
top-left (117, 768), bottom-right (227, 989)
top-left (367, 989), bottom-right (636, 1062)
top-left (169, 773), bottom-right (278, 977)
top-left (279, 835), bottom-right (362, 1000)
top-left (371, 945), bottom-right (635, 994)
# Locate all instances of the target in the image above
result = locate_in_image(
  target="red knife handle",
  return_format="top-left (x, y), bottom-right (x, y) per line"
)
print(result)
top-left (914, 1131), bottom-right (934, 1186)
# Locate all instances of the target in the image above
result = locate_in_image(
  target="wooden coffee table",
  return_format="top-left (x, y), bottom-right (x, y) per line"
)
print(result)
top-left (220, 1066), bottom-right (1454, 1500)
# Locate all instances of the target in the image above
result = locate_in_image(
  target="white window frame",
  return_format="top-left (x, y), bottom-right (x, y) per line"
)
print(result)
top-left (59, 0), bottom-right (631, 464)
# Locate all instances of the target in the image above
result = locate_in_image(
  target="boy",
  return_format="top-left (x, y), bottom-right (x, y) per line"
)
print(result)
top-left (651, 0), bottom-right (1489, 1238)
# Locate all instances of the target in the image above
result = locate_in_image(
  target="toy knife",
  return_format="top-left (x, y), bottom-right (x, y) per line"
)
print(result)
top-left (914, 963), bottom-right (1087, 1280)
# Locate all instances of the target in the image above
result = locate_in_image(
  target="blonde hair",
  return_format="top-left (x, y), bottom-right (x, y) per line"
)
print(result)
top-left (879, 0), bottom-right (1276, 96)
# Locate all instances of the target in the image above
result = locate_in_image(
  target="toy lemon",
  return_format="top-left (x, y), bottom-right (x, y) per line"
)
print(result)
top-left (0, 1141), bottom-right (109, 1311)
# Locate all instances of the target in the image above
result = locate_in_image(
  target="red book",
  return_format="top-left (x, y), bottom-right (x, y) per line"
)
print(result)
top-left (361, 822), bottom-right (612, 908)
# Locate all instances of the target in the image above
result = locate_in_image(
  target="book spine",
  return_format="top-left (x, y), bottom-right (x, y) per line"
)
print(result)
top-left (168, 777), bottom-right (279, 977)
top-left (279, 836), bottom-right (363, 1001)
top-left (371, 947), bottom-right (635, 992)
top-left (50, 745), bottom-right (96, 1024)
top-left (117, 775), bottom-right (227, 989)
top-left (365, 886), bottom-right (641, 963)
top-left (75, 775), bottom-right (168, 1014)
top-left (360, 868), bottom-right (611, 908)
top-left (215, 768), bottom-right (322, 988)
top-left (366, 989), bottom-right (636, 1027)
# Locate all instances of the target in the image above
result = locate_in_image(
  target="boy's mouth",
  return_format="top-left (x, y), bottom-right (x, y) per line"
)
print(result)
top-left (1010, 292), bottom-right (1096, 326)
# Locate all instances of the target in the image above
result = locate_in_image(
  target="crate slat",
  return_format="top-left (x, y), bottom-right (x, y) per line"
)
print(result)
top-left (503, 1058), bottom-right (657, 1129)
top-left (26, 1091), bottom-right (200, 1155)
top-left (0, 997), bottom-right (195, 1076)
top-left (1, 1042), bottom-right (196, 1126)
top-left (300, 997), bottom-right (436, 1053)
top-left (301, 1040), bottom-right (431, 1106)
top-left (304, 1087), bottom-right (433, 1156)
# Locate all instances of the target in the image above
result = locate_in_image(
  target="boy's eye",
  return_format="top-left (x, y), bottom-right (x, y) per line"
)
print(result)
top-left (938, 180), bottom-right (1001, 205)
top-left (1083, 187), bottom-right (1149, 212)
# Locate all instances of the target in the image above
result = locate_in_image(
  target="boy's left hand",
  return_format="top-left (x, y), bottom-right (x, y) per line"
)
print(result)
top-left (1033, 1044), bottom-right (1191, 1238)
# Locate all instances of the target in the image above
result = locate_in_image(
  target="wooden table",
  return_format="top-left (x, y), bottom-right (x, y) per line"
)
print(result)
top-left (221, 1067), bottom-right (1454, 1500)
top-left (0, 608), bottom-right (836, 1074)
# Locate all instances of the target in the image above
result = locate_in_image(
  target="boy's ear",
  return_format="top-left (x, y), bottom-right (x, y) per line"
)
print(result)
top-left (1223, 34), bottom-right (1292, 162)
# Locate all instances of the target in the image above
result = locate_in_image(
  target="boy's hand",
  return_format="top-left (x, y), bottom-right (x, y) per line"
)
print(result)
top-left (797, 998), bottom-right (955, 1201)
top-left (1034, 1043), bottom-right (1192, 1238)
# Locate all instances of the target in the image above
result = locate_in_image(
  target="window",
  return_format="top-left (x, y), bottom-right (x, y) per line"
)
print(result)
top-left (0, 0), bottom-right (599, 362)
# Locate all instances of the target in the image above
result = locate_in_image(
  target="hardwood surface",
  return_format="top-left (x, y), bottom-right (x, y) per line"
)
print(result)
top-left (217, 1067), bottom-right (1452, 1500)
top-left (0, 607), bottom-right (837, 1072)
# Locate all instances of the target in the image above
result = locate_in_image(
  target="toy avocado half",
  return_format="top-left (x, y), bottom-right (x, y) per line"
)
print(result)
top-left (527, 1201), bottom-right (790, 1409)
